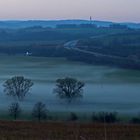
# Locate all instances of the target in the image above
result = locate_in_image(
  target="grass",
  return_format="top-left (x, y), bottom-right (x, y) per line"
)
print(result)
top-left (0, 40), bottom-right (65, 47)
top-left (0, 55), bottom-right (140, 84)
top-left (0, 120), bottom-right (139, 140)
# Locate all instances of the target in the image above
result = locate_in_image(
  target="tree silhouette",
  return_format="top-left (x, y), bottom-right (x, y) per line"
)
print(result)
top-left (9, 102), bottom-right (21, 120)
top-left (32, 102), bottom-right (48, 122)
top-left (3, 76), bottom-right (33, 101)
top-left (54, 77), bottom-right (85, 103)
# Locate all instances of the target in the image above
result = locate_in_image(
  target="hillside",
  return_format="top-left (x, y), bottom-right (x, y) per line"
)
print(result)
top-left (77, 31), bottom-right (140, 59)
top-left (0, 26), bottom-right (129, 55)
top-left (0, 26), bottom-right (140, 69)
top-left (70, 31), bottom-right (140, 69)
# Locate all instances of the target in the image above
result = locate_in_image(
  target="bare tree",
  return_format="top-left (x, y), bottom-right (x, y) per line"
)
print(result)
top-left (3, 76), bottom-right (33, 101)
top-left (32, 102), bottom-right (48, 122)
top-left (54, 77), bottom-right (85, 103)
top-left (9, 102), bottom-right (21, 120)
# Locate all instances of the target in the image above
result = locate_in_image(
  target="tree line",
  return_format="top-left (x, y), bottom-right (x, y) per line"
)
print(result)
top-left (3, 76), bottom-right (84, 102)
top-left (7, 102), bottom-right (140, 123)
top-left (9, 101), bottom-right (47, 121)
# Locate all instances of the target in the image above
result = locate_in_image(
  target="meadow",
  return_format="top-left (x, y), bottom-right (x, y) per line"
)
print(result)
top-left (0, 56), bottom-right (140, 116)
top-left (0, 120), bottom-right (139, 140)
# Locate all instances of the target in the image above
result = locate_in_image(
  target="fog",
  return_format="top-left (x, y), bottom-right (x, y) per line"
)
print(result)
top-left (0, 56), bottom-right (140, 114)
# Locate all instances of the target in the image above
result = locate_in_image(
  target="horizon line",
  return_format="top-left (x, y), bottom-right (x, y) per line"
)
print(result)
top-left (0, 19), bottom-right (139, 24)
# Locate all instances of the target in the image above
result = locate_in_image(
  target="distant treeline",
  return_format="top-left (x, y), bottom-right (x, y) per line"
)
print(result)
top-left (0, 24), bottom-right (131, 42)
top-left (57, 23), bottom-right (129, 29)
top-left (56, 23), bottom-right (97, 28)
top-left (77, 31), bottom-right (140, 59)
top-left (66, 49), bottom-right (140, 69)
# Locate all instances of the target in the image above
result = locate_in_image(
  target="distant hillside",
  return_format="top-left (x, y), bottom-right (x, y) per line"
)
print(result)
top-left (77, 31), bottom-right (140, 59)
top-left (0, 20), bottom-right (93, 28)
top-left (0, 20), bottom-right (140, 29)
top-left (0, 25), bottom-right (129, 42)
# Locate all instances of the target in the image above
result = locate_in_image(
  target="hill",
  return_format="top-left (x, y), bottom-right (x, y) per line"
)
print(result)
top-left (0, 20), bottom-right (140, 29)
top-left (0, 25), bottom-right (140, 69)
top-left (69, 31), bottom-right (140, 69)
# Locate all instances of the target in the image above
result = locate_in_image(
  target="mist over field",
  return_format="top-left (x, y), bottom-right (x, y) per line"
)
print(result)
top-left (0, 18), bottom-right (139, 119)
top-left (0, 56), bottom-right (140, 115)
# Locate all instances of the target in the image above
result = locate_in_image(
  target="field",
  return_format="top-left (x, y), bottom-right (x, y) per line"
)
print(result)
top-left (0, 56), bottom-right (140, 116)
top-left (0, 121), bottom-right (139, 140)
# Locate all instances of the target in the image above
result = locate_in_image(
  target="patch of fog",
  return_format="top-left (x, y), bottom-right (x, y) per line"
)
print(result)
top-left (0, 82), bottom-right (140, 114)
top-left (0, 56), bottom-right (140, 114)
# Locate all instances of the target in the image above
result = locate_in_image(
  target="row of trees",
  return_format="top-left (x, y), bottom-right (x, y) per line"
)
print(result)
top-left (9, 102), bottom-right (47, 121)
top-left (9, 101), bottom-right (118, 122)
top-left (3, 76), bottom-right (85, 103)
top-left (8, 102), bottom-right (140, 123)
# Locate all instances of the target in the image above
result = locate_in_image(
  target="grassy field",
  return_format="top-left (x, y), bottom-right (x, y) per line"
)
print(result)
top-left (0, 56), bottom-right (140, 114)
top-left (0, 55), bottom-right (140, 83)
top-left (0, 121), bottom-right (139, 140)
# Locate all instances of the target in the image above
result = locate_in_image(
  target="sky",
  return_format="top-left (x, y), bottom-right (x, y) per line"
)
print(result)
top-left (0, 0), bottom-right (140, 22)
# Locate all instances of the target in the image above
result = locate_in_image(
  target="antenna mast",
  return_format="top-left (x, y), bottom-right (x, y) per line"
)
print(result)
top-left (90, 16), bottom-right (92, 24)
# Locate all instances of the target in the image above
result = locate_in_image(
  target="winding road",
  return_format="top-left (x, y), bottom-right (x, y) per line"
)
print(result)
top-left (63, 36), bottom-right (140, 68)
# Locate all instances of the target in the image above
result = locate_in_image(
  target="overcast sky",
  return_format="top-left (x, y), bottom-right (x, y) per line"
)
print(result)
top-left (0, 0), bottom-right (139, 22)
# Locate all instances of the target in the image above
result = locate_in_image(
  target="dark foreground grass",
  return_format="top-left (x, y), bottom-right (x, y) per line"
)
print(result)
top-left (0, 120), bottom-right (139, 140)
